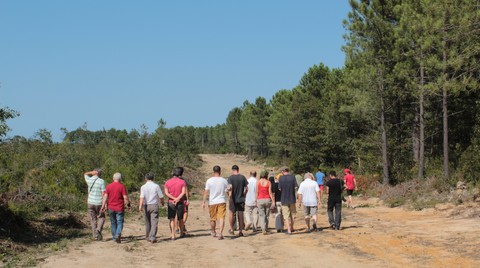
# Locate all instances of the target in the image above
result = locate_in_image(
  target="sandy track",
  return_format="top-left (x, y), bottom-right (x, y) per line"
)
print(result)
top-left (40, 154), bottom-right (480, 268)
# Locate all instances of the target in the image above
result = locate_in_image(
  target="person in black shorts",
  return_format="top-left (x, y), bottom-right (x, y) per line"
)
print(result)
top-left (175, 167), bottom-right (190, 235)
top-left (164, 167), bottom-right (187, 240)
top-left (227, 165), bottom-right (248, 236)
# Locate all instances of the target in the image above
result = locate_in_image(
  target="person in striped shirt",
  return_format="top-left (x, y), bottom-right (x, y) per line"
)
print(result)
top-left (84, 168), bottom-right (106, 241)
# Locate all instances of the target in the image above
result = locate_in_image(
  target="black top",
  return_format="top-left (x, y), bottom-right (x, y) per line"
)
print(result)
top-left (325, 178), bottom-right (344, 202)
top-left (270, 177), bottom-right (281, 203)
top-left (227, 174), bottom-right (248, 203)
top-left (278, 174), bottom-right (298, 205)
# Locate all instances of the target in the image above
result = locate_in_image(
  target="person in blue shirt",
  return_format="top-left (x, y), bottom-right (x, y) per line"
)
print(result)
top-left (315, 167), bottom-right (325, 206)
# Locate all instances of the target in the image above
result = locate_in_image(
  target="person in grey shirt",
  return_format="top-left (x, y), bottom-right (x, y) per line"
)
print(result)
top-left (139, 173), bottom-right (165, 243)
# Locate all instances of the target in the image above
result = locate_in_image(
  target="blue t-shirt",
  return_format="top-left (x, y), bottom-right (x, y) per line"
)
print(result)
top-left (315, 171), bottom-right (325, 185)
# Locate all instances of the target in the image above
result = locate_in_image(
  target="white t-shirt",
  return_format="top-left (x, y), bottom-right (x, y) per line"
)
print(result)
top-left (140, 181), bottom-right (164, 205)
top-left (245, 177), bottom-right (257, 206)
top-left (205, 176), bottom-right (229, 205)
top-left (297, 178), bottom-right (320, 206)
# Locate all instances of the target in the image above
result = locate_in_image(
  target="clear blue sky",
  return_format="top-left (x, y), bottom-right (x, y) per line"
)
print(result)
top-left (1, 1), bottom-right (350, 141)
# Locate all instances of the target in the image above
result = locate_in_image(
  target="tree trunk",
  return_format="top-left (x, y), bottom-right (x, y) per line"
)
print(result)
top-left (418, 59), bottom-right (425, 180)
top-left (379, 71), bottom-right (390, 184)
top-left (442, 12), bottom-right (450, 180)
top-left (413, 108), bottom-right (420, 163)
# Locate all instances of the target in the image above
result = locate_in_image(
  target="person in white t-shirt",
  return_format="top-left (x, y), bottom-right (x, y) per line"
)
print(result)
top-left (297, 172), bottom-right (321, 232)
top-left (202, 165), bottom-right (229, 240)
top-left (244, 171), bottom-right (259, 232)
top-left (138, 173), bottom-right (165, 243)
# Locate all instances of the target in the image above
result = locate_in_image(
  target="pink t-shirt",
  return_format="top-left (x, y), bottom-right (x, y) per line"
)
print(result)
top-left (164, 177), bottom-right (186, 203)
top-left (105, 181), bottom-right (127, 212)
top-left (344, 174), bottom-right (355, 190)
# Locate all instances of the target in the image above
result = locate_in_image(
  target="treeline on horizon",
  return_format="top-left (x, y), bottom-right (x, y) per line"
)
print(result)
top-left (1, 0), bottom-right (480, 219)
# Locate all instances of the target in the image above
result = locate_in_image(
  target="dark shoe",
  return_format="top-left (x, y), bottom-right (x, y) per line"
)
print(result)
top-left (335, 226), bottom-right (340, 230)
top-left (312, 224), bottom-right (317, 232)
top-left (115, 236), bottom-right (121, 243)
top-left (276, 229), bottom-right (282, 233)
top-left (238, 232), bottom-right (244, 237)
top-left (330, 224), bottom-right (335, 230)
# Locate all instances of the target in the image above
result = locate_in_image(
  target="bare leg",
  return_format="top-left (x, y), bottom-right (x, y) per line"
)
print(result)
top-left (218, 218), bottom-right (225, 235)
top-left (183, 212), bottom-right (188, 231)
top-left (229, 210), bottom-right (235, 232)
top-left (210, 220), bottom-right (216, 234)
top-left (284, 216), bottom-right (291, 233)
top-left (289, 215), bottom-right (294, 232)
top-left (305, 216), bottom-right (310, 231)
top-left (179, 219), bottom-right (185, 237)
top-left (237, 211), bottom-right (245, 233)
top-left (170, 219), bottom-right (176, 239)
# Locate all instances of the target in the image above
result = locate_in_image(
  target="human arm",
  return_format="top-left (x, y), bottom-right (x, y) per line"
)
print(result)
top-left (124, 194), bottom-right (131, 209)
top-left (185, 183), bottom-right (190, 206)
top-left (174, 185), bottom-right (187, 204)
top-left (138, 197), bottom-right (144, 212)
top-left (164, 185), bottom-right (174, 202)
top-left (354, 177), bottom-right (358, 191)
top-left (202, 189), bottom-right (209, 209)
top-left (101, 192), bottom-right (108, 212)
top-left (255, 182), bottom-right (260, 206)
top-left (156, 185), bottom-right (165, 206)
top-left (267, 181), bottom-right (275, 206)
top-left (84, 170), bottom-right (98, 177)
top-left (316, 191), bottom-right (321, 206)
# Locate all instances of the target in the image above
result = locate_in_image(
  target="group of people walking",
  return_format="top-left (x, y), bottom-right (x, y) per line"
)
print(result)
top-left (202, 165), bottom-right (358, 239)
top-left (83, 164), bottom-right (357, 244)
top-left (84, 167), bottom-right (190, 243)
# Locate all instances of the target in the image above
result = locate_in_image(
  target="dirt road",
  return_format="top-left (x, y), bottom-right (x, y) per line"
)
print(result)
top-left (40, 154), bottom-right (480, 268)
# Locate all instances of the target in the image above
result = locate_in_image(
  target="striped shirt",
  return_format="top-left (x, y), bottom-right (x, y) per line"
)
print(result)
top-left (85, 175), bottom-right (105, 205)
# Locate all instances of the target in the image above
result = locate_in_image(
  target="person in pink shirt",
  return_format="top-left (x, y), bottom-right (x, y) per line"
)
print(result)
top-left (343, 169), bottom-right (357, 208)
top-left (164, 167), bottom-right (187, 240)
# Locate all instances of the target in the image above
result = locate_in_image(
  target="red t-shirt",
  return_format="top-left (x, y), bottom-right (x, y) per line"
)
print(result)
top-left (164, 177), bottom-right (186, 203)
top-left (105, 181), bottom-right (127, 212)
top-left (257, 181), bottom-right (271, 200)
top-left (344, 174), bottom-right (355, 190)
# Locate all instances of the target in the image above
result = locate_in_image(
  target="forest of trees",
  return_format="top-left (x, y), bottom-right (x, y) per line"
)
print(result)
top-left (1, 0), bottom-right (480, 220)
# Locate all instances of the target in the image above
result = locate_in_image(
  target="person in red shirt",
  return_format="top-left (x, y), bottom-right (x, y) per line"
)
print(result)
top-left (343, 169), bottom-right (357, 209)
top-left (101, 172), bottom-right (131, 243)
top-left (164, 167), bottom-right (187, 240)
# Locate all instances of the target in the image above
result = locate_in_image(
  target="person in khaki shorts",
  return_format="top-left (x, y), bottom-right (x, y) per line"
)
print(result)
top-left (297, 173), bottom-right (321, 232)
top-left (278, 167), bottom-right (298, 235)
top-left (202, 165), bottom-right (229, 240)
top-left (138, 173), bottom-right (165, 243)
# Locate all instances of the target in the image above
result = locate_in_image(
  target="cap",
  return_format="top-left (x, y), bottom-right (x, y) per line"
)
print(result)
top-left (344, 168), bottom-right (351, 174)
top-left (232, 165), bottom-right (239, 171)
